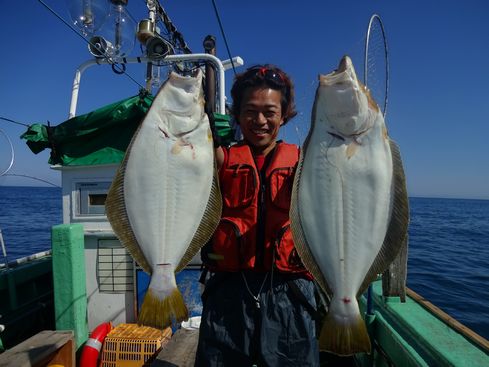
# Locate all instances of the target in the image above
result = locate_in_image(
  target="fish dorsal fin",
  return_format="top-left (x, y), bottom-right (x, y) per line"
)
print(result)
top-left (106, 122), bottom-right (152, 274)
top-left (290, 146), bottom-right (333, 298)
top-left (175, 160), bottom-right (223, 273)
top-left (357, 139), bottom-right (410, 296)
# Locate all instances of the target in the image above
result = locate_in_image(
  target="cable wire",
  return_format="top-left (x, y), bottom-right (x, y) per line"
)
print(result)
top-left (210, 0), bottom-right (236, 76)
top-left (126, 9), bottom-right (139, 25)
top-left (0, 117), bottom-right (29, 127)
top-left (2, 174), bottom-right (60, 188)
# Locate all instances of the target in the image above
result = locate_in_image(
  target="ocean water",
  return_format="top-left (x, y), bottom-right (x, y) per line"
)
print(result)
top-left (0, 187), bottom-right (488, 340)
top-left (407, 197), bottom-right (489, 340)
top-left (0, 186), bottom-right (62, 260)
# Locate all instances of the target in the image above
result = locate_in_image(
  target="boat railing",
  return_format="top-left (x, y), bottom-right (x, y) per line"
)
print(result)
top-left (0, 249), bottom-right (52, 270)
top-left (68, 54), bottom-right (244, 119)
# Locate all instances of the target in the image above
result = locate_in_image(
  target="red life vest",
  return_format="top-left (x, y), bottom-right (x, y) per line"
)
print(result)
top-left (202, 142), bottom-right (309, 275)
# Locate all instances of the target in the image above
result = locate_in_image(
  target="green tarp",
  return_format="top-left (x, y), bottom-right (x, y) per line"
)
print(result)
top-left (21, 93), bottom-right (235, 166)
top-left (21, 93), bottom-right (154, 166)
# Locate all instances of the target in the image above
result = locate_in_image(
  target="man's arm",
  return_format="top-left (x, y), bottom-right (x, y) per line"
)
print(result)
top-left (215, 146), bottom-right (224, 170)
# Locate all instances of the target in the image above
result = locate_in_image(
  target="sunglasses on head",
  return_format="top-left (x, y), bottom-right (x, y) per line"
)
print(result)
top-left (246, 66), bottom-right (286, 85)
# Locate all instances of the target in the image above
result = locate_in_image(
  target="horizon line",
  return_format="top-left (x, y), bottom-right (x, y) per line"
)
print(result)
top-left (1, 184), bottom-right (488, 201)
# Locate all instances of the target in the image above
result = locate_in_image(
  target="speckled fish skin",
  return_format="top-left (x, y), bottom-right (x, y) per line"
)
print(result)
top-left (106, 70), bottom-right (222, 328)
top-left (290, 56), bottom-right (409, 355)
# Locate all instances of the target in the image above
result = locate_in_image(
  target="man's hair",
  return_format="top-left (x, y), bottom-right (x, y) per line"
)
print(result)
top-left (230, 64), bottom-right (297, 125)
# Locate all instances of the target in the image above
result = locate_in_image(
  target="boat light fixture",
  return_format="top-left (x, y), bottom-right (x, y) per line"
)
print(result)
top-left (88, 0), bottom-right (136, 59)
top-left (203, 35), bottom-right (216, 52)
top-left (88, 36), bottom-right (114, 58)
top-left (146, 36), bottom-right (173, 60)
top-left (66, 0), bottom-right (110, 36)
top-left (137, 19), bottom-right (155, 44)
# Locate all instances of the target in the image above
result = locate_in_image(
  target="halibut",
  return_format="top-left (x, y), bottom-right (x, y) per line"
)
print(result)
top-left (290, 56), bottom-right (409, 355)
top-left (106, 70), bottom-right (221, 329)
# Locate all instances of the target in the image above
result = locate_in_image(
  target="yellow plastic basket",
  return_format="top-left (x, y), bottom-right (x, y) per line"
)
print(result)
top-left (99, 323), bottom-right (172, 367)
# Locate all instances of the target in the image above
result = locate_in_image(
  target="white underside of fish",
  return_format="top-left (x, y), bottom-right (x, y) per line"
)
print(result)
top-left (289, 55), bottom-right (409, 355)
top-left (292, 108), bottom-right (394, 355)
top-left (124, 78), bottom-right (213, 273)
top-left (106, 70), bottom-right (221, 328)
top-left (298, 110), bottom-right (392, 302)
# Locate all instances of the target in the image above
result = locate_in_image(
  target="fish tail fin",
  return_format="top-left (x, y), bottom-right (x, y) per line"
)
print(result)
top-left (138, 265), bottom-right (189, 329)
top-left (319, 298), bottom-right (371, 356)
top-left (138, 287), bottom-right (188, 328)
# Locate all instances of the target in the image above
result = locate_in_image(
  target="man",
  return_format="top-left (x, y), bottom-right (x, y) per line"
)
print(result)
top-left (196, 65), bottom-right (319, 367)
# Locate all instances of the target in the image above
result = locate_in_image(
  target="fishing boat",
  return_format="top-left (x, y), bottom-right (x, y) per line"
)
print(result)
top-left (1, 1), bottom-right (489, 366)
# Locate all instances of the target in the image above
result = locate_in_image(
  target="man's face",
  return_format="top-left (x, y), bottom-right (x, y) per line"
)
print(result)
top-left (238, 87), bottom-right (284, 155)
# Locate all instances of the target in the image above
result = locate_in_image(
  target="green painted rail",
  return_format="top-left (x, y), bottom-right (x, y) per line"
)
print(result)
top-left (356, 280), bottom-right (489, 367)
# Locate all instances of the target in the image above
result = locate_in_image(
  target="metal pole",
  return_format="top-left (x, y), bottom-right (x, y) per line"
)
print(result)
top-left (203, 35), bottom-right (217, 114)
top-left (0, 229), bottom-right (9, 270)
top-left (145, 61), bottom-right (153, 92)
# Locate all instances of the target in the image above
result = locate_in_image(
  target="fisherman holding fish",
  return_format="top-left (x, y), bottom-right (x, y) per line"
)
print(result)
top-left (196, 65), bottom-right (320, 366)
top-left (106, 49), bottom-right (407, 361)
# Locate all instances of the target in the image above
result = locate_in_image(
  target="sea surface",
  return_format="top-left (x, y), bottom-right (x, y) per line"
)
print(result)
top-left (0, 186), bottom-right (488, 340)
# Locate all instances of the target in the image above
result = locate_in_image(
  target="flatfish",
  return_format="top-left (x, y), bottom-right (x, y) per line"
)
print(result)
top-left (290, 56), bottom-right (409, 355)
top-left (106, 70), bottom-right (222, 329)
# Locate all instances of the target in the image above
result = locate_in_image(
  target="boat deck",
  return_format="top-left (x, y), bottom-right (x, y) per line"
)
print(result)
top-left (150, 328), bottom-right (357, 367)
top-left (152, 328), bottom-right (199, 366)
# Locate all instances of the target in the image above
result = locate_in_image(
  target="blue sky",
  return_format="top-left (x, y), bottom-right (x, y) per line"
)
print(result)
top-left (1, 1), bottom-right (488, 199)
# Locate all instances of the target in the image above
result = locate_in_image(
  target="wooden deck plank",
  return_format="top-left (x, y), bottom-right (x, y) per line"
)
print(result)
top-left (151, 328), bottom-right (199, 367)
top-left (0, 330), bottom-right (74, 367)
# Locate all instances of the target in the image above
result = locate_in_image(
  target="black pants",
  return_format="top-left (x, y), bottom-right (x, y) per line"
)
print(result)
top-left (195, 271), bottom-right (320, 367)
